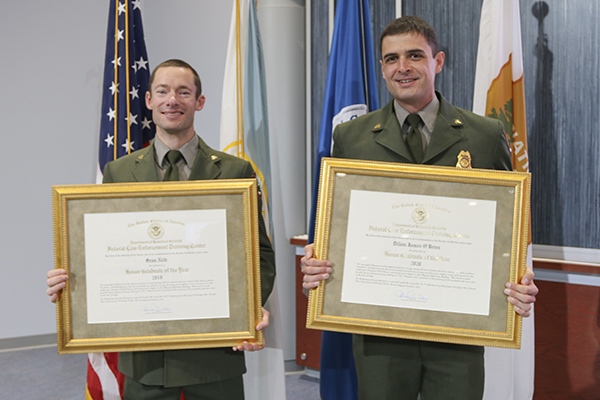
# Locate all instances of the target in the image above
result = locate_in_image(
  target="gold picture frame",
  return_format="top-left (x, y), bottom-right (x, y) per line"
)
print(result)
top-left (307, 158), bottom-right (531, 349)
top-left (52, 179), bottom-right (262, 354)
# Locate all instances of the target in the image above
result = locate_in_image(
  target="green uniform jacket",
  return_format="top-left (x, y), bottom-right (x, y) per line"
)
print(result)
top-left (332, 93), bottom-right (512, 397)
top-left (332, 92), bottom-right (512, 170)
top-left (103, 136), bottom-right (276, 387)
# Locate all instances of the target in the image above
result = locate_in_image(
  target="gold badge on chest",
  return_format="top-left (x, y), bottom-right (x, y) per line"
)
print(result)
top-left (456, 150), bottom-right (472, 169)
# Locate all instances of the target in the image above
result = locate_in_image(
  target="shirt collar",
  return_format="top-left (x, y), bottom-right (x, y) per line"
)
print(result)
top-left (154, 134), bottom-right (199, 168)
top-left (393, 95), bottom-right (440, 132)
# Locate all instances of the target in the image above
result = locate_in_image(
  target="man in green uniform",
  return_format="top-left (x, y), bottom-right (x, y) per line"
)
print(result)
top-left (301, 16), bottom-right (538, 400)
top-left (47, 59), bottom-right (276, 400)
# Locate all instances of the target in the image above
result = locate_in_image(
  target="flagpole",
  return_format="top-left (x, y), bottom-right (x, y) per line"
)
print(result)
top-left (358, 0), bottom-right (370, 111)
top-left (305, 0), bottom-right (313, 230)
top-left (396, 0), bottom-right (402, 18)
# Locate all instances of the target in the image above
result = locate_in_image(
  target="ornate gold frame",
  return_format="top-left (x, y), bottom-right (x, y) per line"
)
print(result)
top-left (52, 179), bottom-right (262, 354)
top-left (307, 158), bottom-right (531, 349)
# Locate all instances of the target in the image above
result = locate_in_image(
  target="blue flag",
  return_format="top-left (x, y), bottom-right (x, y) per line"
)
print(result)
top-left (307, 1), bottom-right (379, 399)
top-left (97, 0), bottom-right (154, 181)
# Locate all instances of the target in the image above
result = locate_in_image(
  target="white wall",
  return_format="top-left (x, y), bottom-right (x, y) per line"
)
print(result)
top-left (1, 1), bottom-right (107, 339)
top-left (0, 0), bottom-right (304, 361)
top-left (142, 0), bottom-right (232, 149)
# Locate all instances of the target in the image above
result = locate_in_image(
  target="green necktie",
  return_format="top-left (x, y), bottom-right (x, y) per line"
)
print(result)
top-left (164, 150), bottom-right (183, 181)
top-left (406, 113), bottom-right (424, 163)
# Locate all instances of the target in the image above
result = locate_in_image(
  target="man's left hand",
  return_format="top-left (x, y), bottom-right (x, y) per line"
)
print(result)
top-left (505, 266), bottom-right (538, 317)
top-left (233, 307), bottom-right (270, 351)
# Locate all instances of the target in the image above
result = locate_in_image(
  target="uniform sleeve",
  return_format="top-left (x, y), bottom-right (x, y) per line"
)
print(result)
top-left (492, 119), bottom-right (513, 172)
top-left (102, 162), bottom-right (114, 183)
top-left (331, 124), bottom-right (345, 158)
top-left (242, 162), bottom-right (276, 305)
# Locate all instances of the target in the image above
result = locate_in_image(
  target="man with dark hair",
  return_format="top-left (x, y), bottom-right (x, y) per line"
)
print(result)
top-left (379, 14), bottom-right (439, 56)
top-left (47, 59), bottom-right (276, 400)
top-left (301, 16), bottom-right (537, 399)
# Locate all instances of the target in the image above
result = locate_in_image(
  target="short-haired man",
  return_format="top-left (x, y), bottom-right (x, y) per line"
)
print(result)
top-left (301, 17), bottom-right (538, 400)
top-left (47, 59), bottom-right (276, 400)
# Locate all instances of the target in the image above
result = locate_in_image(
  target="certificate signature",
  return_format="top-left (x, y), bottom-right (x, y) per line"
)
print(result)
top-left (393, 289), bottom-right (428, 303)
top-left (141, 304), bottom-right (173, 316)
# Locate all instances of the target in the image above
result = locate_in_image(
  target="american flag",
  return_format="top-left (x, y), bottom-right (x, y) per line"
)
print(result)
top-left (97, 0), bottom-right (154, 182)
top-left (88, 1), bottom-right (153, 399)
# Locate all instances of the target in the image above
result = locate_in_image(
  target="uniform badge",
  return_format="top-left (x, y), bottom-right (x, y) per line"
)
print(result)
top-left (455, 151), bottom-right (472, 169)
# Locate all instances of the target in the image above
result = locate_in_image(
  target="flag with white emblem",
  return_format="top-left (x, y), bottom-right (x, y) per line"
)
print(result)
top-left (308, 0), bottom-right (379, 243)
top-left (97, 0), bottom-right (154, 183)
top-left (88, 2), bottom-right (153, 399)
top-left (308, 1), bottom-right (379, 400)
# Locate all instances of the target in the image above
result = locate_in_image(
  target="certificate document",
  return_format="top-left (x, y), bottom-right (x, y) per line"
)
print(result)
top-left (84, 209), bottom-right (229, 324)
top-left (341, 189), bottom-right (497, 316)
top-left (307, 158), bottom-right (530, 348)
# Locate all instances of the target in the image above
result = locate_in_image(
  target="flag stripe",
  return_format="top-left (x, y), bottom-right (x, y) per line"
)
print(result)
top-left (86, 356), bottom-right (103, 400)
top-left (88, 353), bottom-right (121, 400)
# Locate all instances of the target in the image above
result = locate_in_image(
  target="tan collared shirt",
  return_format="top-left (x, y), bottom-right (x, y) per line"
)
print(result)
top-left (154, 134), bottom-right (199, 181)
top-left (393, 96), bottom-right (440, 153)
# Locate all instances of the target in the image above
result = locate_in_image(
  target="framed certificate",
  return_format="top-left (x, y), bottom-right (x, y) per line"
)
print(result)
top-left (307, 158), bottom-right (531, 349)
top-left (52, 179), bottom-right (263, 354)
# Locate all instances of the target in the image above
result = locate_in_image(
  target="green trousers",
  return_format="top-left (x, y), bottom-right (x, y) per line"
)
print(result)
top-left (353, 334), bottom-right (484, 400)
top-left (123, 375), bottom-right (244, 400)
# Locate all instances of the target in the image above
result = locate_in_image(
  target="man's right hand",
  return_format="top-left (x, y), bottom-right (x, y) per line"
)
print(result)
top-left (47, 269), bottom-right (68, 303)
top-left (300, 243), bottom-right (333, 290)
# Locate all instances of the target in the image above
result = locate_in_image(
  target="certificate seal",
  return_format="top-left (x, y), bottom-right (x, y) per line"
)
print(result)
top-left (412, 207), bottom-right (429, 224)
top-left (148, 223), bottom-right (165, 239)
